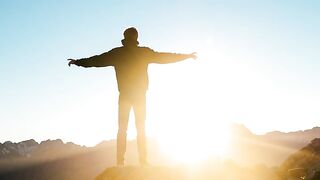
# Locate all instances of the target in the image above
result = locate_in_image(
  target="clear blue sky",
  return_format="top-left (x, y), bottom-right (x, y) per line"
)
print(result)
top-left (0, 0), bottom-right (319, 146)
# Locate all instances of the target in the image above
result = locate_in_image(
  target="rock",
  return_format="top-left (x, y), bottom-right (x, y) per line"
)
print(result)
top-left (95, 166), bottom-right (184, 180)
top-left (279, 138), bottom-right (320, 180)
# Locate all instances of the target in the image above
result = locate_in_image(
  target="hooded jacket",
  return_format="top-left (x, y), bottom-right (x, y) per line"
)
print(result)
top-left (75, 43), bottom-right (190, 93)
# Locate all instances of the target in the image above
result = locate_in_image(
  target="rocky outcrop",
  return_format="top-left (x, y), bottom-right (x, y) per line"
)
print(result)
top-left (279, 138), bottom-right (320, 180)
top-left (0, 140), bottom-right (38, 158)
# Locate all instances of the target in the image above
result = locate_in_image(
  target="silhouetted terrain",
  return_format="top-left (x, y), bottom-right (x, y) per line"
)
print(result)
top-left (0, 124), bottom-right (319, 180)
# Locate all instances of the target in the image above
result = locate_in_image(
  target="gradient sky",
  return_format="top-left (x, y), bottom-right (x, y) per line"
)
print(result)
top-left (0, 0), bottom-right (319, 146)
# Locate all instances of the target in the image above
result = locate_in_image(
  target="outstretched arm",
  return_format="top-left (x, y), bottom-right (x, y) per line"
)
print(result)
top-left (68, 51), bottom-right (115, 68)
top-left (149, 50), bottom-right (197, 64)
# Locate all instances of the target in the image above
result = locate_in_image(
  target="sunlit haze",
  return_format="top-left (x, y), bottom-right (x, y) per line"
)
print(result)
top-left (0, 0), bottom-right (319, 163)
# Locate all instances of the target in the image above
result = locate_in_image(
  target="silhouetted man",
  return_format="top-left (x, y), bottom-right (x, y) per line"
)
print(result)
top-left (68, 27), bottom-right (196, 166)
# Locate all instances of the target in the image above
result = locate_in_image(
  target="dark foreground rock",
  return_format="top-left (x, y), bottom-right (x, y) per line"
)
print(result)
top-left (95, 164), bottom-right (278, 180)
top-left (279, 138), bottom-right (320, 180)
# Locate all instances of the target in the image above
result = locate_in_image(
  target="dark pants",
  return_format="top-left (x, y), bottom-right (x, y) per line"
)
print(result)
top-left (117, 91), bottom-right (147, 165)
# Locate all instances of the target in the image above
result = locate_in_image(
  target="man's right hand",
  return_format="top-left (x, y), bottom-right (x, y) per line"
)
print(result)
top-left (68, 59), bottom-right (76, 66)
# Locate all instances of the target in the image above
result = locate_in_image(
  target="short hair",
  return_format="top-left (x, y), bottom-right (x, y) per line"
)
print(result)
top-left (123, 27), bottom-right (138, 40)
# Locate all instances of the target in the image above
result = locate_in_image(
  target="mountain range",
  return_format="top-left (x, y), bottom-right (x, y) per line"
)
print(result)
top-left (0, 124), bottom-right (319, 180)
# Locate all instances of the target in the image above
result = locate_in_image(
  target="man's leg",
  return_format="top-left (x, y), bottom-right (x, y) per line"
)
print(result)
top-left (132, 93), bottom-right (147, 165)
top-left (117, 93), bottom-right (131, 166)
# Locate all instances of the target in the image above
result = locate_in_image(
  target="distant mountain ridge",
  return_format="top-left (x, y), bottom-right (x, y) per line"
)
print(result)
top-left (0, 139), bottom-right (84, 159)
top-left (235, 125), bottom-right (320, 147)
top-left (1, 124), bottom-right (319, 164)
top-left (228, 124), bottom-right (320, 166)
top-left (264, 126), bottom-right (320, 147)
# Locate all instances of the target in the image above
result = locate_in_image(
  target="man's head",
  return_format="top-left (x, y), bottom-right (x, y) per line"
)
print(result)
top-left (124, 27), bottom-right (138, 41)
top-left (122, 27), bottom-right (139, 46)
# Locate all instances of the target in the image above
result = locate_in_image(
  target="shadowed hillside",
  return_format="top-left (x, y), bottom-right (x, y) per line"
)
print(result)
top-left (0, 147), bottom-right (114, 180)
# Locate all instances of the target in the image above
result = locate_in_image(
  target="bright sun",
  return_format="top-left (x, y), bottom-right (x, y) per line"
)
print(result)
top-left (145, 45), bottom-right (233, 164)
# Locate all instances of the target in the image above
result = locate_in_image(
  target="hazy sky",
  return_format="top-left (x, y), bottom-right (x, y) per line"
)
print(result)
top-left (0, 0), bottom-right (319, 146)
